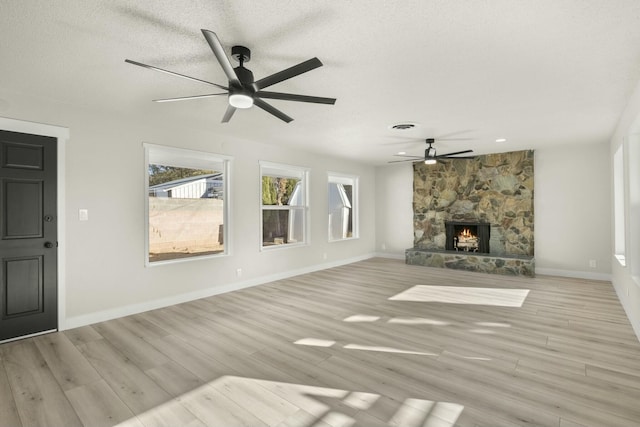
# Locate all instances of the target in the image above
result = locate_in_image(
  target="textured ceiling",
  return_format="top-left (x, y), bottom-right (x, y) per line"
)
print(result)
top-left (1, 0), bottom-right (640, 164)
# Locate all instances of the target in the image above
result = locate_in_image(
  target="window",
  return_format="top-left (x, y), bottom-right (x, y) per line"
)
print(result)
top-left (145, 144), bottom-right (230, 264)
top-left (260, 162), bottom-right (309, 249)
top-left (328, 173), bottom-right (359, 241)
top-left (613, 144), bottom-right (626, 266)
top-left (628, 133), bottom-right (640, 280)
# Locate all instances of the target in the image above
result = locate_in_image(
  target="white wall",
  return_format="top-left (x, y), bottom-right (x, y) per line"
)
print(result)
top-left (1, 93), bottom-right (376, 329)
top-left (375, 146), bottom-right (613, 280)
top-left (534, 143), bottom-right (612, 279)
top-left (374, 163), bottom-right (414, 257)
top-left (609, 78), bottom-right (640, 340)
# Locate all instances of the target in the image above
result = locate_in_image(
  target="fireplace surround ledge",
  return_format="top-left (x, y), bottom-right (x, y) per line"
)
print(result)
top-left (405, 248), bottom-right (535, 278)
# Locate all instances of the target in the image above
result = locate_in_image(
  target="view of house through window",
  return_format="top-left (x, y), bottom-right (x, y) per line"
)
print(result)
top-left (328, 173), bottom-right (358, 241)
top-left (261, 162), bottom-right (308, 248)
top-left (146, 144), bottom-right (229, 264)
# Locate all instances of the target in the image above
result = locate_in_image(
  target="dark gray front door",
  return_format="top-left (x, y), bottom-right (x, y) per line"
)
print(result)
top-left (0, 130), bottom-right (57, 341)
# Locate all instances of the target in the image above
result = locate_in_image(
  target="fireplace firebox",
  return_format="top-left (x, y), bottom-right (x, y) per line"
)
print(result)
top-left (445, 221), bottom-right (490, 254)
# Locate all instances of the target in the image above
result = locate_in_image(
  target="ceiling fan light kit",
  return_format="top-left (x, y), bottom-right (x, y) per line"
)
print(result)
top-left (125, 29), bottom-right (336, 123)
top-left (229, 92), bottom-right (254, 109)
top-left (388, 138), bottom-right (475, 165)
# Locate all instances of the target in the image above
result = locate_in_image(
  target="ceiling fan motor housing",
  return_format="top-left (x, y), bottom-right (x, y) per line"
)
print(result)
top-left (426, 147), bottom-right (437, 158)
top-left (231, 45), bottom-right (251, 63)
top-left (233, 66), bottom-right (255, 88)
top-left (230, 46), bottom-right (256, 95)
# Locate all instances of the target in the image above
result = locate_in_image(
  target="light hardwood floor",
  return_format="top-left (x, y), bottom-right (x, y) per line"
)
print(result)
top-left (2, 258), bottom-right (640, 427)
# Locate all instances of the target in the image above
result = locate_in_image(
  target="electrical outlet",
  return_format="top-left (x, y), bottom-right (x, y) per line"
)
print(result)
top-left (79, 209), bottom-right (88, 221)
top-left (381, 243), bottom-right (386, 251)
top-left (589, 259), bottom-right (597, 268)
top-left (236, 268), bottom-right (242, 277)
top-left (323, 253), bottom-right (327, 260)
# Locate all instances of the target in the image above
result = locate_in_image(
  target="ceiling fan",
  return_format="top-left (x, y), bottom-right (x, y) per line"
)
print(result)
top-left (388, 138), bottom-right (474, 165)
top-left (125, 29), bottom-right (336, 123)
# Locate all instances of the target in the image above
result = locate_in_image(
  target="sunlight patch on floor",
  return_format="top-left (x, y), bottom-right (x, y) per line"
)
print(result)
top-left (389, 285), bottom-right (530, 307)
top-left (342, 391), bottom-right (379, 410)
top-left (442, 350), bottom-right (492, 361)
top-left (388, 317), bottom-right (451, 326)
top-left (294, 337), bottom-right (437, 356)
top-left (344, 343), bottom-right (438, 356)
top-left (343, 314), bottom-right (381, 322)
top-left (125, 376), bottom-right (463, 427)
top-left (475, 321), bottom-right (511, 328)
top-left (389, 398), bottom-right (465, 427)
top-left (294, 338), bottom-right (336, 347)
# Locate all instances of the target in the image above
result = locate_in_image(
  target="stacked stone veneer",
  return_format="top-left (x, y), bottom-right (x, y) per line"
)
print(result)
top-left (407, 150), bottom-right (535, 276)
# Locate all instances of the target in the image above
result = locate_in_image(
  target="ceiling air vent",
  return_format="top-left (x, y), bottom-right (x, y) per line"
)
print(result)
top-left (390, 123), bottom-right (417, 130)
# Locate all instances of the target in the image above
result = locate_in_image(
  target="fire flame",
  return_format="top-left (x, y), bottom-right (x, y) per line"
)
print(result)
top-left (459, 228), bottom-right (476, 238)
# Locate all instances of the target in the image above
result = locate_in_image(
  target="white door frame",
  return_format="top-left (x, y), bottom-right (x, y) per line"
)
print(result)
top-left (0, 116), bottom-right (68, 331)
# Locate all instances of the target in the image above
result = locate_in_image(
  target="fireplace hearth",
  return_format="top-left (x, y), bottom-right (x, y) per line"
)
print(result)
top-left (445, 221), bottom-right (490, 254)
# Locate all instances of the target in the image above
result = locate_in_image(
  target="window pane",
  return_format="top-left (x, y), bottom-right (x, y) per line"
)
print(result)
top-left (262, 208), bottom-right (304, 246)
top-left (343, 184), bottom-right (354, 237)
top-left (614, 145), bottom-right (625, 264)
top-left (148, 164), bottom-right (224, 262)
top-left (262, 176), bottom-right (301, 206)
top-left (328, 174), bottom-right (358, 241)
top-left (260, 162), bottom-right (308, 249)
top-left (329, 183), bottom-right (353, 240)
top-left (629, 133), bottom-right (640, 279)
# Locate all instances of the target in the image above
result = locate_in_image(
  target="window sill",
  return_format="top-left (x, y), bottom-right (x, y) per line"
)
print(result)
top-left (261, 241), bottom-right (308, 252)
top-left (615, 254), bottom-right (626, 267)
top-left (329, 236), bottom-right (360, 243)
top-left (146, 251), bottom-right (228, 267)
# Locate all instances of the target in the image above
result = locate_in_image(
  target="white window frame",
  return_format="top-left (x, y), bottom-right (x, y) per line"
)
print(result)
top-left (627, 132), bottom-right (640, 283)
top-left (259, 161), bottom-right (310, 251)
top-left (328, 172), bottom-right (359, 242)
top-left (613, 144), bottom-right (626, 266)
top-left (144, 143), bottom-right (232, 266)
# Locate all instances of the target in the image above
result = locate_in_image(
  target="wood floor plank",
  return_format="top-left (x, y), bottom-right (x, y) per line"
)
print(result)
top-left (208, 375), bottom-right (300, 426)
top-left (0, 350), bottom-right (22, 427)
top-left (146, 334), bottom-right (238, 382)
top-left (135, 399), bottom-right (207, 427)
top-left (117, 315), bottom-right (171, 342)
top-left (63, 325), bottom-right (103, 347)
top-left (76, 338), bottom-right (173, 415)
top-left (178, 384), bottom-right (268, 427)
top-left (274, 409), bottom-right (333, 427)
top-left (3, 340), bottom-right (82, 427)
top-left (512, 363), bottom-right (640, 426)
top-left (77, 341), bottom-right (207, 427)
top-left (65, 379), bottom-right (142, 427)
top-left (92, 320), bottom-right (170, 371)
top-left (144, 360), bottom-right (204, 398)
top-left (585, 364), bottom-right (640, 390)
top-left (33, 332), bottom-right (102, 391)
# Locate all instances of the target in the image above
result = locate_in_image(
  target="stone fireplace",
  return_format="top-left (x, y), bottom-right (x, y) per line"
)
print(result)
top-left (406, 150), bottom-right (535, 277)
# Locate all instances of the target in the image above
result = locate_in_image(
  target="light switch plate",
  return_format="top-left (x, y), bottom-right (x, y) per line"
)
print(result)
top-left (79, 209), bottom-right (89, 221)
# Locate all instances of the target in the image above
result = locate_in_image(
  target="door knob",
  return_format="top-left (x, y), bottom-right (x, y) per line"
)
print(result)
top-left (44, 241), bottom-right (54, 248)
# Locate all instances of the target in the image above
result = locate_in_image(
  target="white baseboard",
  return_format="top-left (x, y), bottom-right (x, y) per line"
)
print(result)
top-left (63, 253), bottom-right (377, 330)
top-left (535, 267), bottom-right (612, 282)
